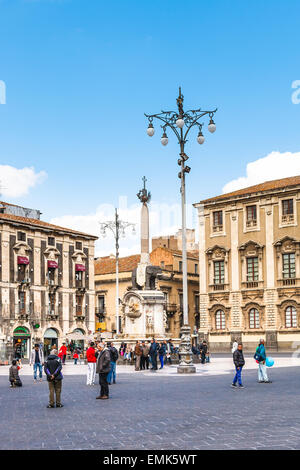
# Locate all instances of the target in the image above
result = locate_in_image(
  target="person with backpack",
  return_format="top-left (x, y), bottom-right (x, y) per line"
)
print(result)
top-left (107, 342), bottom-right (119, 384)
top-left (231, 342), bottom-right (245, 388)
top-left (9, 359), bottom-right (22, 388)
top-left (158, 342), bottom-right (166, 369)
top-left (44, 349), bottom-right (63, 408)
top-left (255, 339), bottom-right (272, 384)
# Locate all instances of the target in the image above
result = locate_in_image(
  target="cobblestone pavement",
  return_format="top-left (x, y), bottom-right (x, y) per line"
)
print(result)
top-left (1, 364), bottom-right (300, 450)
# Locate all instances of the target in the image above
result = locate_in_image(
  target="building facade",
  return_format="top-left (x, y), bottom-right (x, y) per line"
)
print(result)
top-left (94, 245), bottom-right (199, 339)
top-left (194, 175), bottom-right (300, 351)
top-left (0, 202), bottom-right (97, 359)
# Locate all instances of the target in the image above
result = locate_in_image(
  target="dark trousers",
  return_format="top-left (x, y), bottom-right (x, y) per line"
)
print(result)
top-left (201, 352), bottom-right (206, 364)
top-left (62, 355), bottom-right (66, 364)
top-left (48, 380), bottom-right (62, 406)
top-left (150, 354), bottom-right (157, 370)
top-left (99, 373), bottom-right (109, 397)
top-left (141, 356), bottom-right (149, 370)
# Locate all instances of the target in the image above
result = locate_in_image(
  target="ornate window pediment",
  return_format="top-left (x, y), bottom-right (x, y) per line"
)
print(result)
top-left (274, 236), bottom-right (300, 252)
top-left (13, 241), bottom-right (32, 255)
top-left (238, 240), bottom-right (264, 256)
top-left (206, 245), bottom-right (229, 261)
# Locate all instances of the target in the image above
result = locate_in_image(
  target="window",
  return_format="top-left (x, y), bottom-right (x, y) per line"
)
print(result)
top-left (161, 261), bottom-right (165, 269)
top-left (247, 257), bottom-right (259, 282)
top-left (19, 292), bottom-right (25, 313)
top-left (179, 293), bottom-right (183, 312)
top-left (195, 295), bottom-right (199, 313)
top-left (213, 211), bottom-right (223, 231)
top-left (215, 310), bottom-right (226, 330)
top-left (214, 261), bottom-right (225, 284)
top-left (249, 308), bottom-right (260, 329)
top-left (17, 231), bottom-right (26, 242)
top-left (75, 270), bottom-right (83, 287)
top-left (48, 294), bottom-right (56, 314)
top-left (282, 253), bottom-right (296, 279)
top-left (98, 295), bottom-right (105, 313)
top-left (282, 199), bottom-right (294, 215)
top-left (76, 241), bottom-right (82, 250)
top-left (48, 237), bottom-right (55, 246)
top-left (179, 261), bottom-right (182, 272)
top-left (47, 268), bottom-right (55, 283)
top-left (18, 264), bottom-right (27, 282)
top-left (76, 295), bottom-right (83, 315)
top-left (195, 264), bottom-right (198, 274)
top-left (246, 205), bottom-right (257, 221)
top-left (285, 306), bottom-right (297, 328)
top-left (246, 205), bottom-right (257, 227)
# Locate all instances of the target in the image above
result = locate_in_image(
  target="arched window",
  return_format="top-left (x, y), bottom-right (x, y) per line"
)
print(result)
top-left (215, 310), bottom-right (226, 330)
top-left (285, 306), bottom-right (297, 328)
top-left (249, 308), bottom-right (260, 329)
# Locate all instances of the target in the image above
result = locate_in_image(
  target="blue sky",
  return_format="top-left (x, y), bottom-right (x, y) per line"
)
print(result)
top-left (0, 0), bottom-right (300, 254)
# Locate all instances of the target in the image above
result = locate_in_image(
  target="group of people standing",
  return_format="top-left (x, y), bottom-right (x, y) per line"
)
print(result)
top-left (122, 339), bottom-right (174, 372)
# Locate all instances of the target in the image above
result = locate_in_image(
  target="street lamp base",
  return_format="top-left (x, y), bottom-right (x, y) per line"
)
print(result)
top-left (176, 324), bottom-right (196, 374)
top-left (177, 364), bottom-right (196, 374)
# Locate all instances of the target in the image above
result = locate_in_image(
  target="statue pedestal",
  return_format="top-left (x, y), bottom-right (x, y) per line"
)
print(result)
top-left (122, 290), bottom-right (167, 339)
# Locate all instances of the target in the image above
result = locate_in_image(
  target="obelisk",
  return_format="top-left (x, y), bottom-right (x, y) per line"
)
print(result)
top-left (138, 176), bottom-right (151, 265)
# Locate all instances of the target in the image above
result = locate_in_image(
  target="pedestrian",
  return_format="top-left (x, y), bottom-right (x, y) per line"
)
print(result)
top-left (119, 342), bottom-right (126, 358)
top-left (29, 343), bottom-right (44, 382)
top-left (232, 339), bottom-right (238, 354)
top-left (141, 341), bottom-right (150, 370)
top-left (158, 342), bottom-right (166, 369)
top-left (231, 342), bottom-right (245, 388)
top-left (44, 349), bottom-right (63, 408)
top-left (9, 359), bottom-right (22, 388)
top-left (58, 342), bottom-right (67, 365)
top-left (134, 341), bottom-right (143, 371)
top-left (107, 342), bottom-right (119, 385)
top-left (86, 342), bottom-right (97, 385)
top-left (73, 349), bottom-right (79, 365)
top-left (255, 339), bottom-right (272, 384)
top-left (149, 338), bottom-right (158, 371)
top-left (95, 342), bottom-right (111, 400)
top-left (200, 340), bottom-right (208, 364)
top-left (124, 344), bottom-right (132, 363)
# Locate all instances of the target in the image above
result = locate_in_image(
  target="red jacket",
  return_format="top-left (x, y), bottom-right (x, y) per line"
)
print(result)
top-left (86, 347), bottom-right (96, 363)
top-left (59, 345), bottom-right (67, 356)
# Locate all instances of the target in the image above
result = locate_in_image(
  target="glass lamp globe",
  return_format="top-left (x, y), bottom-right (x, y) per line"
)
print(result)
top-left (161, 132), bottom-right (168, 146)
top-left (208, 118), bottom-right (216, 133)
top-left (147, 123), bottom-right (155, 137)
top-left (197, 131), bottom-right (205, 144)
top-left (176, 118), bottom-right (185, 128)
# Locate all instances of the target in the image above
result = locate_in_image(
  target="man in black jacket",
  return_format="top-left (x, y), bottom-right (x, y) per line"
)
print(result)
top-left (232, 343), bottom-right (245, 388)
top-left (149, 338), bottom-right (158, 371)
top-left (44, 349), bottom-right (63, 408)
top-left (95, 343), bottom-right (111, 399)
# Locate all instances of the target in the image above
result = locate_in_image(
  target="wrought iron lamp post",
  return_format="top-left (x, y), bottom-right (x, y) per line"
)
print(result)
top-left (145, 87), bottom-right (217, 373)
top-left (100, 209), bottom-right (135, 336)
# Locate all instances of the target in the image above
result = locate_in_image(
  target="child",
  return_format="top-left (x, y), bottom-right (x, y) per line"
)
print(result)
top-left (9, 359), bottom-right (22, 388)
top-left (73, 349), bottom-right (79, 365)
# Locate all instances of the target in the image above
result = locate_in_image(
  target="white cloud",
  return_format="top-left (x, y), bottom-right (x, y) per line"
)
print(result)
top-left (50, 196), bottom-right (197, 257)
top-left (0, 165), bottom-right (47, 198)
top-left (223, 151), bottom-right (300, 194)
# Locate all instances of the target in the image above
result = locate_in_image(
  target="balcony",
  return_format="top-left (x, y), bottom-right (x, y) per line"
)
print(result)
top-left (242, 279), bottom-right (263, 289)
top-left (246, 219), bottom-right (257, 228)
top-left (16, 303), bottom-right (32, 320)
top-left (278, 278), bottom-right (299, 287)
top-left (212, 224), bottom-right (223, 233)
top-left (46, 306), bottom-right (59, 320)
top-left (166, 303), bottom-right (177, 313)
top-left (95, 307), bottom-right (106, 319)
top-left (281, 214), bottom-right (294, 225)
top-left (75, 306), bottom-right (86, 321)
top-left (18, 277), bottom-right (31, 287)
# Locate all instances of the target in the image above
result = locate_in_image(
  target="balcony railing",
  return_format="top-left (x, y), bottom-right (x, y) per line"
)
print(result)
top-left (16, 303), bottom-right (32, 318)
top-left (282, 214), bottom-right (294, 224)
top-left (212, 224), bottom-right (223, 233)
top-left (278, 278), bottom-right (298, 287)
top-left (246, 219), bottom-right (257, 228)
top-left (47, 306), bottom-right (59, 318)
top-left (166, 303), bottom-right (177, 313)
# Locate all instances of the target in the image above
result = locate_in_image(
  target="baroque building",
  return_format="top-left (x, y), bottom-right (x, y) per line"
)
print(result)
top-left (94, 244), bottom-right (199, 339)
top-left (194, 175), bottom-right (300, 351)
top-left (0, 201), bottom-right (97, 359)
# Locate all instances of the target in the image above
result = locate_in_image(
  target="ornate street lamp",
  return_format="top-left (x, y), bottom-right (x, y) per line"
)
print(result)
top-left (145, 87), bottom-right (217, 373)
top-left (99, 210), bottom-right (135, 336)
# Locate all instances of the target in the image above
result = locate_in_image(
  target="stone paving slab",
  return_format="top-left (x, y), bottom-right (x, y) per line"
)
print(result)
top-left (1, 365), bottom-right (300, 450)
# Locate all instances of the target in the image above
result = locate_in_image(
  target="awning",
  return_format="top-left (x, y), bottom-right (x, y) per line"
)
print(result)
top-left (75, 264), bottom-right (86, 272)
top-left (48, 260), bottom-right (58, 269)
top-left (17, 256), bottom-right (29, 265)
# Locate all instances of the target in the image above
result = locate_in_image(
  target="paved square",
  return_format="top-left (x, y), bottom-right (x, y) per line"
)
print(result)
top-left (1, 359), bottom-right (299, 450)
